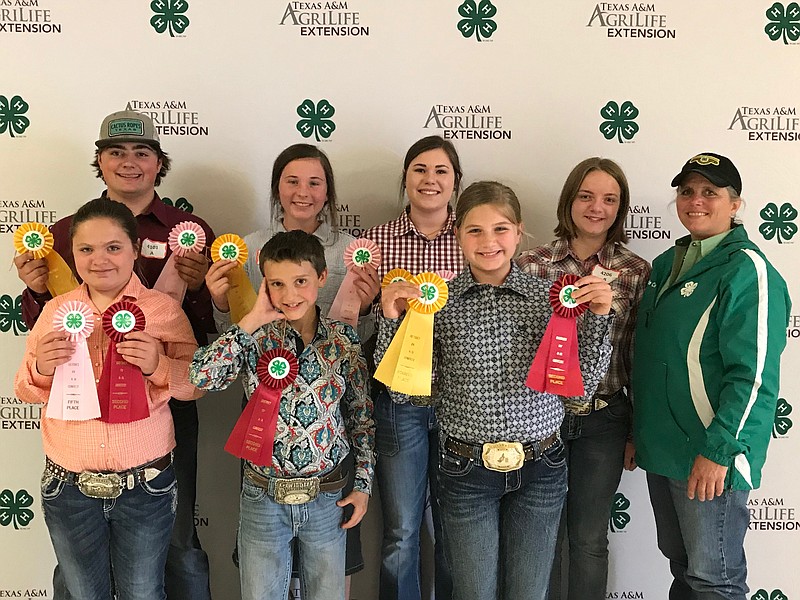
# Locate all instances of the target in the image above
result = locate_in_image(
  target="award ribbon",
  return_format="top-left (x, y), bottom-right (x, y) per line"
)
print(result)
top-left (210, 234), bottom-right (257, 323)
top-left (375, 272), bottom-right (448, 396)
top-left (381, 268), bottom-right (413, 289)
top-left (98, 301), bottom-right (150, 423)
top-left (47, 301), bottom-right (101, 421)
top-left (435, 270), bottom-right (456, 282)
top-left (153, 221), bottom-right (207, 304)
top-left (225, 348), bottom-right (299, 467)
top-left (14, 222), bottom-right (78, 297)
top-left (328, 239), bottom-right (382, 327)
top-left (526, 274), bottom-right (588, 396)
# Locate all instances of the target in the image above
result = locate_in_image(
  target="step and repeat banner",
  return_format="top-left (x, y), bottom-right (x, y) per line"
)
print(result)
top-left (2, 2), bottom-right (799, 599)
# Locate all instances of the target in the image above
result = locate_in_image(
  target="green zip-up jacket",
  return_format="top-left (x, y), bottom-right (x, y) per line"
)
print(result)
top-left (632, 226), bottom-right (790, 490)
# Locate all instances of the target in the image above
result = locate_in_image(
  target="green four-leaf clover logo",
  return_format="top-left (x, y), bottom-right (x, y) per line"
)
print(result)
top-left (0, 489), bottom-right (34, 530)
top-left (221, 243), bottom-right (239, 260)
top-left (65, 312), bottom-right (84, 331)
top-left (24, 232), bottom-right (43, 249)
top-left (773, 398), bottom-right (793, 437)
top-left (0, 95), bottom-right (31, 138)
top-left (560, 285), bottom-right (578, 307)
top-left (609, 492), bottom-right (631, 532)
top-left (162, 197), bottom-right (194, 213)
top-left (600, 101), bottom-right (640, 143)
top-left (150, 0), bottom-right (190, 37)
top-left (180, 232), bottom-right (197, 247)
top-left (457, 0), bottom-right (498, 41)
top-left (114, 311), bottom-right (133, 331)
top-left (296, 99), bottom-right (336, 142)
top-left (765, 2), bottom-right (800, 44)
top-left (759, 202), bottom-right (798, 243)
top-left (354, 249), bottom-right (371, 266)
top-left (270, 358), bottom-right (288, 377)
top-left (0, 294), bottom-right (29, 336)
top-left (751, 590), bottom-right (788, 600)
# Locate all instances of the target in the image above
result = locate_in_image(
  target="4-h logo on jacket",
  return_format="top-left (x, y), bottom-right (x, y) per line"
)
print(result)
top-left (765, 2), bottom-right (800, 44)
top-left (680, 281), bottom-right (697, 297)
top-left (599, 100), bottom-right (639, 143)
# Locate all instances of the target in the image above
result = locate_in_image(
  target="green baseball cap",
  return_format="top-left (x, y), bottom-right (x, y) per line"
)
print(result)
top-left (95, 110), bottom-right (161, 150)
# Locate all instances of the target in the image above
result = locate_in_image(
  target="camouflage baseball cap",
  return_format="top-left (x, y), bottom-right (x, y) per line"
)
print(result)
top-left (95, 110), bottom-right (160, 150)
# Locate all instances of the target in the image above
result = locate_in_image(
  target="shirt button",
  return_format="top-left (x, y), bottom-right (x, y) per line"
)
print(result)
top-left (95, 378), bottom-right (100, 383)
top-left (100, 444), bottom-right (105, 448)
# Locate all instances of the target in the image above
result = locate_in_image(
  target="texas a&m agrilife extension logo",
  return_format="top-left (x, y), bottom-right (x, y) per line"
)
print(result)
top-left (279, 2), bottom-right (369, 37)
top-left (1, 396), bottom-right (41, 430)
top-left (1, 199), bottom-right (57, 233)
top-left (125, 100), bottom-right (208, 137)
top-left (424, 104), bottom-right (512, 141)
top-left (586, 3), bottom-right (675, 39)
top-left (729, 106), bottom-right (800, 142)
top-left (748, 496), bottom-right (799, 531)
top-left (0, 1), bottom-right (62, 34)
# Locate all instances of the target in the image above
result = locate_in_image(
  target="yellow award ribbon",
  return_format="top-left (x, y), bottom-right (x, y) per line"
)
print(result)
top-left (381, 268), bottom-right (413, 289)
top-left (375, 272), bottom-right (448, 396)
top-left (210, 234), bottom-right (257, 323)
top-left (13, 222), bottom-right (78, 297)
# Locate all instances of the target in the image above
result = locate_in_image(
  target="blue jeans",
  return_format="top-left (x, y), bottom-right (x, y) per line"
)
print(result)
top-left (42, 464), bottom-right (177, 600)
top-left (646, 473), bottom-right (750, 600)
top-left (52, 400), bottom-right (210, 600)
top-left (437, 438), bottom-right (567, 600)
top-left (550, 393), bottom-right (630, 600)
top-left (238, 478), bottom-right (346, 600)
top-left (375, 390), bottom-right (452, 600)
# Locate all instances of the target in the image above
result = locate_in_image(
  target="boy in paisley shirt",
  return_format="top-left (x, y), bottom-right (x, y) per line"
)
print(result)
top-left (190, 230), bottom-right (374, 600)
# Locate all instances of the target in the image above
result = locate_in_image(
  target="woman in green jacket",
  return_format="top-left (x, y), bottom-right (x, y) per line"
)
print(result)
top-left (632, 152), bottom-right (790, 600)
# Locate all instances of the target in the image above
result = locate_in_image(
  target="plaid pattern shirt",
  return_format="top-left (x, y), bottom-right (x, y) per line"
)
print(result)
top-left (517, 239), bottom-right (651, 413)
top-left (363, 207), bottom-right (465, 405)
top-left (376, 263), bottom-right (613, 443)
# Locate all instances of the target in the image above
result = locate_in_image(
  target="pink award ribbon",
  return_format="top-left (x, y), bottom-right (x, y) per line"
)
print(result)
top-left (153, 221), bottom-right (206, 304)
top-left (47, 301), bottom-right (100, 421)
top-left (435, 270), bottom-right (456, 282)
top-left (98, 301), bottom-right (150, 423)
top-left (225, 348), bottom-right (299, 467)
top-left (526, 274), bottom-right (589, 396)
top-left (328, 239), bottom-right (382, 327)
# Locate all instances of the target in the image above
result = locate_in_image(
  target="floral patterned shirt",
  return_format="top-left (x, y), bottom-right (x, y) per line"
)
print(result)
top-left (190, 314), bottom-right (374, 494)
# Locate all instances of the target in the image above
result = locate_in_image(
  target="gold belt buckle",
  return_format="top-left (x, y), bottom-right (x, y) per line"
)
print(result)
top-left (77, 472), bottom-right (123, 499)
top-left (274, 478), bottom-right (320, 505)
top-left (481, 441), bottom-right (525, 472)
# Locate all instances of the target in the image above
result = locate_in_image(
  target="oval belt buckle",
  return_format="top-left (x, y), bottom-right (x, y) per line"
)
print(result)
top-left (77, 472), bottom-right (123, 499)
top-left (481, 441), bottom-right (525, 472)
top-left (275, 478), bottom-right (320, 505)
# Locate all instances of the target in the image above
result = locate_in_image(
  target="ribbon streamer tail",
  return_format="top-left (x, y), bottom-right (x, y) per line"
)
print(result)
top-left (44, 252), bottom-right (79, 297)
top-left (327, 270), bottom-right (361, 327)
top-left (227, 266), bottom-right (258, 323)
top-left (153, 253), bottom-right (189, 305)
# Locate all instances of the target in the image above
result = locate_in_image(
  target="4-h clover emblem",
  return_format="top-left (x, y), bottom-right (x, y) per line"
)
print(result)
top-left (150, 0), bottom-right (190, 37)
top-left (296, 99), bottom-right (336, 142)
top-left (457, 0), bottom-right (497, 41)
top-left (24, 232), bottom-right (43, 249)
top-left (354, 249), bottom-right (371, 266)
top-left (113, 311), bottom-right (135, 332)
top-left (0, 95), bottom-right (31, 138)
top-left (220, 243), bottom-right (239, 260)
top-left (0, 489), bottom-right (34, 530)
top-left (65, 312), bottom-right (84, 331)
top-left (270, 358), bottom-right (289, 378)
top-left (599, 100), bottom-right (640, 143)
top-left (680, 281), bottom-right (698, 297)
top-left (765, 2), bottom-right (800, 44)
top-left (420, 283), bottom-right (439, 303)
top-left (560, 285), bottom-right (579, 307)
top-left (773, 398), bottom-right (793, 437)
top-left (180, 232), bottom-right (197, 247)
top-left (0, 294), bottom-right (29, 336)
top-left (162, 196), bottom-right (194, 213)
top-left (751, 590), bottom-right (789, 600)
top-left (609, 492), bottom-right (631, 532)
top-left (759, 202), bottom-right (798, 244)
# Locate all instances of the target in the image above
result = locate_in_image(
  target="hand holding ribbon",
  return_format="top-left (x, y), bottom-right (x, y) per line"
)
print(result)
top-left (14, 222), bottom-right (78, 297)
top-left (328, 239), bottom-right (382, 327)
top-left (154, 221), bottom-right (207, 304)
top-left (46, 301), bottom-right (101, 421)
top-left (225, 348), bottom-right (299, 467)
top-left (375, 272), bottom-right (448, 396)
top-left (210, 234), bottom-right (257, 323)
top-left (98, 301), bottom-right (150, 423)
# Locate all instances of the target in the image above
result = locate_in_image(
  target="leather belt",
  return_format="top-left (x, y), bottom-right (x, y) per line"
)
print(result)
top-left (444, 432), bottom-right (559, 472)
top-left (45, 454), bottom-right (172, 499)
top-left (245, 459), bottom-right (349, 505)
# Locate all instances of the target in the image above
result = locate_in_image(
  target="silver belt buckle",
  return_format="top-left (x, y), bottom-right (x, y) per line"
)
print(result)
top-left (77, 472), bottom-right (123, 499)
top-left (274, 478), bottom-right (320, 505)
top-left (481, 441), bottom-right (525, 472)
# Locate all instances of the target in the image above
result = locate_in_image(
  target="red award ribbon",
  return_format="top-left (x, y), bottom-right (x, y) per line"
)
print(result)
top-left (154, 221), bottom-right (207, 304)
top-left (526, 274), bottom-right (588, 396)
top-left (328, 239), bottom-right (382, 327)
top-left (98, 301), bottom-right (150, 423)
top-left (48, 301), bottom-right (100, 421)
top-left (225, 348), bottom-right (299, 467)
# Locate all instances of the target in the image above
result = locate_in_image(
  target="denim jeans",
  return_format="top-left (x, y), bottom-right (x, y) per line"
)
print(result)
top-left (549, 392), bottom-right (630, 600)
top-left (42, 464), bottom-right (177, 600)
top-left (374, 390), bottom-right (452, 600)
top-left (437, 438), bottom-right (567, 600)
top-left (238, 478), bottom-right (346, 600)
top-left (52, 400), bottom-right (210, 600)
top-left (647, 473), bottom-right (750, 600)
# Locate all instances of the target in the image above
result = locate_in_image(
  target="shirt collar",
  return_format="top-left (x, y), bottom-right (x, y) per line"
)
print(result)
top-left (552, 238), bottom-right (617, 267)
top-left (276, 218), bottom-right (335, 245)
top-left (77, 273), bottom-right (146, 308)
top-left (394, 206), bottom-right (456, 239)
top-left (100, 190), bottom-right (167, 227)
top-left (449, 261), bottom-right (530, 299)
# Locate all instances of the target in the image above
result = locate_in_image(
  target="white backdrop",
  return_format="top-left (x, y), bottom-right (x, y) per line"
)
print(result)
top-left (2, 2), bottom-right (799, 599)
